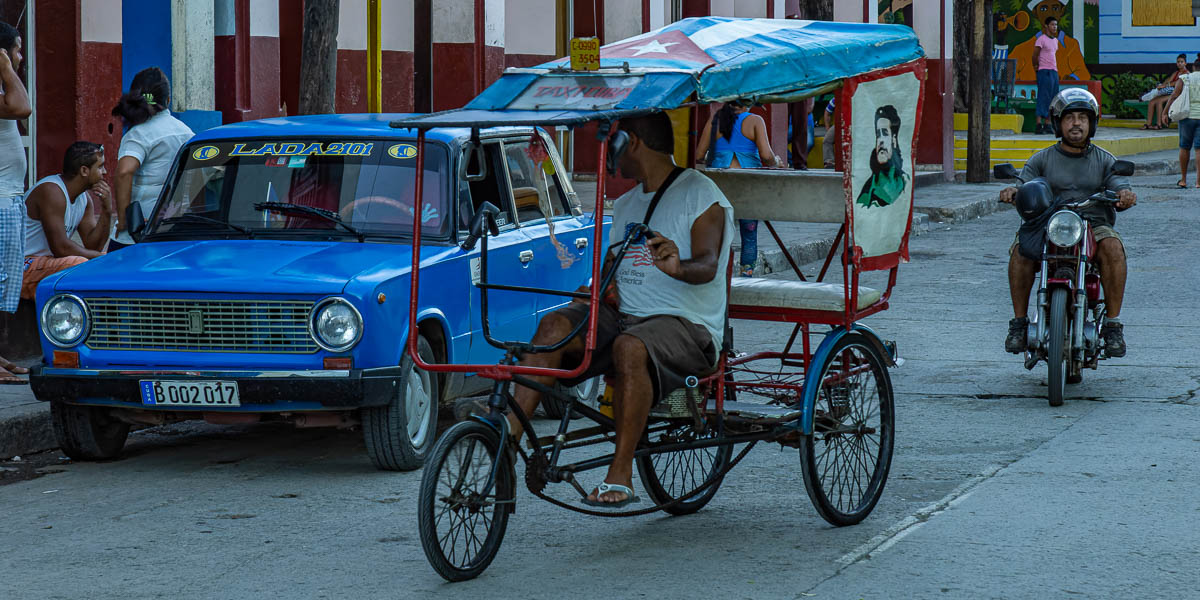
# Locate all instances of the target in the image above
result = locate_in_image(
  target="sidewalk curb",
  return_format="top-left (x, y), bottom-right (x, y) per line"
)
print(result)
top-left (0, 403), bottom-right (54, 460)
top-left (753, 192), bottom-right (998, 275)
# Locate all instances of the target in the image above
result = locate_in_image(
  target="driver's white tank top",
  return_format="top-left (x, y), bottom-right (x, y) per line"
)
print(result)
top-left (23, 175), bottom-right (88, 257)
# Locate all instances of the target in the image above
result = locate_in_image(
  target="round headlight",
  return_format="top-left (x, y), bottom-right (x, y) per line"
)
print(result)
top-left (310, 298), bottom-right (363, 352)
top-left (1046, 211), bottom-right (1084, 248)
top-left (41, 294), bottom-right (88, 347)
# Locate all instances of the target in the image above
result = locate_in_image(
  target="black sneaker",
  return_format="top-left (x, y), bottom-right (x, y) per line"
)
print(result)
top-left (1101, 322), bottom-right (1126, 357)
top-left (1005, 317), bottom-right (1029, 354)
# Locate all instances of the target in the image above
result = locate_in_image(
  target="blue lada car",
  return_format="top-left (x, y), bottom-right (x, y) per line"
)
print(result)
top-left (29, 114), bottom-right (605, 470)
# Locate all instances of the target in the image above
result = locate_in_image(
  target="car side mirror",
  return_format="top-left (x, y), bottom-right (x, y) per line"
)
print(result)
top-left (1111, 160), bottom-right (1135, 177)
top-left (460, 201), bottom-right (501, 251)
top-left (993, 163), bottom-right (1019, 180)
top-left (460, 142), bottom-right (488, 182)
top-left (126, 202), bottom-right (146, 241)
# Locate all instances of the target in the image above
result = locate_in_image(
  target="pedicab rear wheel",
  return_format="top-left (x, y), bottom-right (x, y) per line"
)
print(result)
top-left (417, 420), bottom-right (514, 581)
top-left (637, 421), bottom-right (732, 516)
top-left (800, 333), bottom-right (894, 527)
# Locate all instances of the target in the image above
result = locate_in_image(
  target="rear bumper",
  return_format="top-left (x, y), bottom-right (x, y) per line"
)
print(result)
top-left (29, 366), bottom-right (397, 410)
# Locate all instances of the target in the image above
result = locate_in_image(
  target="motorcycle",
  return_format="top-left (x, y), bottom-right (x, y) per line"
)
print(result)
top-left (994, 160), bottom-right (1135, 407)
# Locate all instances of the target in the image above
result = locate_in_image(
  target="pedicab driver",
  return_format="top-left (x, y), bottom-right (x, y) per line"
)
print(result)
top-left (509, 112), bottom-right (734, 507)
top-left (999, 88), bottom-right (1136, 357)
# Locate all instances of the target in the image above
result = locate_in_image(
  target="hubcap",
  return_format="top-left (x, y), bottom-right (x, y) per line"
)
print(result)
top-left (406, 365), bottom-right (433, 447)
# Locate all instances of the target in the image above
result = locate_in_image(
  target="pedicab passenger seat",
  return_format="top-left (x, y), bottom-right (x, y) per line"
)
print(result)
top-left (701, 168), bottom-right (888, 322)
top-left (728, 278), bottom-right (881, 313)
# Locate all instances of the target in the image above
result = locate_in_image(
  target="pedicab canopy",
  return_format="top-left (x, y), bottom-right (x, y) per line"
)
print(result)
top-left (389, 16), bottom-right (924, 128)
top-left (392, 16), bottom-right (927, 269)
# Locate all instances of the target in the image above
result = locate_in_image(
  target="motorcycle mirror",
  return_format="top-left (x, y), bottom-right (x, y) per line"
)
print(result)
top-left (993, 163), bottom-right (1019, 180)
top-left (1111, 160), bottom-right (1135, 177)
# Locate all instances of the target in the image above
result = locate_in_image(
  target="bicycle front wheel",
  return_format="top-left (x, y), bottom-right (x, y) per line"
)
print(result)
top-left (417, 420), bottom-right (514, 582)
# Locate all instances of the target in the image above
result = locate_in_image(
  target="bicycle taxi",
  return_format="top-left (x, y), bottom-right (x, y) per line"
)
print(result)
top-left (390, 17), bottom-right (926, 581)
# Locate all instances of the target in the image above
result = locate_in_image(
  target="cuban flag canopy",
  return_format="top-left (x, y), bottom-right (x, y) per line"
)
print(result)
top-left (392, 17), bottom-right (924, 128)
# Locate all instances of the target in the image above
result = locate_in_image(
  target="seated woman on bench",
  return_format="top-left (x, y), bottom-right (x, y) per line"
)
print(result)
top-left (1144, 53), bottom-right (1189, 130)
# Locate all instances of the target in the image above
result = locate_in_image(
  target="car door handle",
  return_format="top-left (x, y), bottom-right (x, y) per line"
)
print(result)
top-left (519, 250), bottom-right (534, 264)
top-left (575, 237), bottom-right (588, 249)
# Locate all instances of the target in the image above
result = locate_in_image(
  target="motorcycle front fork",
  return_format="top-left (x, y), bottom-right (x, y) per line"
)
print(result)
top-left (1028, 257), bottom-right (1102, 363)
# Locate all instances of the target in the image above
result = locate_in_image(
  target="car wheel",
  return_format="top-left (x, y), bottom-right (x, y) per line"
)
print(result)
top-left (542, 376), bottom-right (601, 420)
top-left (51, 402), bottom-right (130, 460)
top-left (363, 335), bottom-right (440, 471)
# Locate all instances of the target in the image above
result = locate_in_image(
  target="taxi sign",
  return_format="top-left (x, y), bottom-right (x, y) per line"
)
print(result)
top-left (569, 37), bottom-right (600, 71)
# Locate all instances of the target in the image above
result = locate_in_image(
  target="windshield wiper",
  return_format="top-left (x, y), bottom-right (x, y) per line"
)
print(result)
top-left (253, 202), bottom-right (365, 241)
top-left (158, 214), bottom-right (254, 237)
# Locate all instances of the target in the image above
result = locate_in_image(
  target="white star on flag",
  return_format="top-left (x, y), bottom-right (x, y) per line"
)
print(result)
top-left (628, 40), bottom-right (678, 56)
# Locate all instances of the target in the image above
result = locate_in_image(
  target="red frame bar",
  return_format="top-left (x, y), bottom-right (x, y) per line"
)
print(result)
top-left (407, 130), bottom-right (610, 381)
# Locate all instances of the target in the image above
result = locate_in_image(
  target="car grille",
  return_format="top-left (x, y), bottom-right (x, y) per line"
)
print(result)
top-left (84, 298), bottom-right (318, 353)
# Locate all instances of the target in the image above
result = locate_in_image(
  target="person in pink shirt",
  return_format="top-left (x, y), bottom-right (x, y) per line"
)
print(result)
top-left (1032, 17), bottom-right (1060, 134)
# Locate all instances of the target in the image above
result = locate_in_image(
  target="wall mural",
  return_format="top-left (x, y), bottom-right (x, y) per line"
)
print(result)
top-left (993, 0), bottom-right (1098, 80)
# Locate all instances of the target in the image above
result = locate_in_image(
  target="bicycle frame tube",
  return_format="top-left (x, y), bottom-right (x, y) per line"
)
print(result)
top-left (407, 131), bottom-right (610, 380)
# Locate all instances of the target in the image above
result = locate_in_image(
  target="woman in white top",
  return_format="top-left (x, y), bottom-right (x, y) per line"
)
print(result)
top-left (1165, 56), bottom-right (1200, 188)
top-left (109, 67), bottom-right (194, 250)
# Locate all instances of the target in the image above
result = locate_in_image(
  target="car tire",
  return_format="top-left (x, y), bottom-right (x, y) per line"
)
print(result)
top-left (362, 335), bottom-right (440, 471)
top-left (542, 376), bottom-right (601, 420)
top-left (50, 401), bottom-right (130, 461)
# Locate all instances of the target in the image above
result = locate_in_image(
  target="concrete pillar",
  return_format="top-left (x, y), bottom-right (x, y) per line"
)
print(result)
top-left (170, 0), bottom-right (220, 132)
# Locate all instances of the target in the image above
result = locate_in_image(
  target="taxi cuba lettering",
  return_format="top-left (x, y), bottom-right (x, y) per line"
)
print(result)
top-left (531, 85), bottom-right (634, 100)
top-left (228, 142), bottom-right (375, 157)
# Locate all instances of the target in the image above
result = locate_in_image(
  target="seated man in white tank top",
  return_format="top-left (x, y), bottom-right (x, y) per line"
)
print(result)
top-left (20, 142), bottom-right (112, 300)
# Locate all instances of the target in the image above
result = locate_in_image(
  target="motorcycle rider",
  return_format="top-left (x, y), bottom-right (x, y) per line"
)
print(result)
top-left (999, 88), bottom-right (1136, 357)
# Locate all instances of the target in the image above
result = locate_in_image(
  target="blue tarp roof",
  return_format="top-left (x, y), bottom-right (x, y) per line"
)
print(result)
top-left (392, 17), bottom-right (924, 129)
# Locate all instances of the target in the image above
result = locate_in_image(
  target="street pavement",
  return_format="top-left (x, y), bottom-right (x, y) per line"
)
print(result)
top-left (0, 168), bottom-right (1197, 599)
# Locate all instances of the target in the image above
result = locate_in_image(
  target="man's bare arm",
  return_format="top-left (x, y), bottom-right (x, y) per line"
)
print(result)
top-left (76, 183), bottom-right (114, 251)
top-left (0, 49), bottom-right (31, 120)
top-left (31, 187), bottom-right (104, 259)
top-left (646, 202), bottom-right (725, 284)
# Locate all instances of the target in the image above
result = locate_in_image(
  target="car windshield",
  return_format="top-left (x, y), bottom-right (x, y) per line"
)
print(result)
top-left (148, 139), bottom-right (450, 240)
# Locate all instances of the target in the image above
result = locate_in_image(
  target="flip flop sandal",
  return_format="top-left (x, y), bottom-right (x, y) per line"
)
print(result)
top-left (582, 482), bottom-right (640, 508)
top-left (1178, 180), bottom-right (1188, 189)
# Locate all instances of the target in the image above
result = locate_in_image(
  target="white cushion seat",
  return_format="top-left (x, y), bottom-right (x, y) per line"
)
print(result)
top-left (729, 278), bottom-right (882, 313)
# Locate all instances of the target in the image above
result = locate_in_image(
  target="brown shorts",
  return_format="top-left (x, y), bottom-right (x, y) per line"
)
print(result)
top-left (553, 301), bottom-right (717, 404)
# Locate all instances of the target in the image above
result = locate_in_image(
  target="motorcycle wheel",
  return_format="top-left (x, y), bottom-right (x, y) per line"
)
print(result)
top-left (1047, 288), bottom-right (1069, 407)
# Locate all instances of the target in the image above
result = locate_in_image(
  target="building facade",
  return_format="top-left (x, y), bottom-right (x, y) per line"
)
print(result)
top-left (6, 0), bottom-right (955, 182)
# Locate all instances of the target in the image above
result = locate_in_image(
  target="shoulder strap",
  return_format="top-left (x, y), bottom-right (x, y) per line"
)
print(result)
top-left (642, 166), bottom-right (686, 229)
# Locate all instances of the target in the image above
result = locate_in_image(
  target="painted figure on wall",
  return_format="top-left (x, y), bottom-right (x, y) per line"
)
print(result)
top-left (1009, 0), bottom-right (1091, 81)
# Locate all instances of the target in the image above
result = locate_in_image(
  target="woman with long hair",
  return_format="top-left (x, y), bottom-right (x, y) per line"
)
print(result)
top-left (695, 100), bottom-right (778, 276)
top-left (109, 67), bottom-right (193, 250)
top-left (1143, 54), bottom-right (1189, 130)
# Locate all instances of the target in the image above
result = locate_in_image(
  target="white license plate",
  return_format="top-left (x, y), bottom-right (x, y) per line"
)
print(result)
top-left (139, 380), bottom-right (241, 407)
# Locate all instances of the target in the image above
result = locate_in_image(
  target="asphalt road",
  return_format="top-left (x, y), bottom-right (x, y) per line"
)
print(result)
top-left (1, 175), bottom-right (1196, 600)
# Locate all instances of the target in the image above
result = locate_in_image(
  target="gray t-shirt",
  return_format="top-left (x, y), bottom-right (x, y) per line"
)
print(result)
top-left (610, 168), bottom-right (735, 348)
top-left (1019, 143), bottom-right (1131, 227)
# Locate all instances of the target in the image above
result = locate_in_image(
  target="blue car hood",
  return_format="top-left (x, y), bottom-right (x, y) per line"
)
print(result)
top-left (52, 239), bottom-right (414, 295)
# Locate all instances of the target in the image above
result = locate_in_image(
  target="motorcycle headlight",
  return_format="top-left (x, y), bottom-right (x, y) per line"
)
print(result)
top-left (1046, 211), bottom-right (1084, 248)
top-left (309, 298), bottom-right (363, 352)
top-left (41, 294), bottom-right (89, 348)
